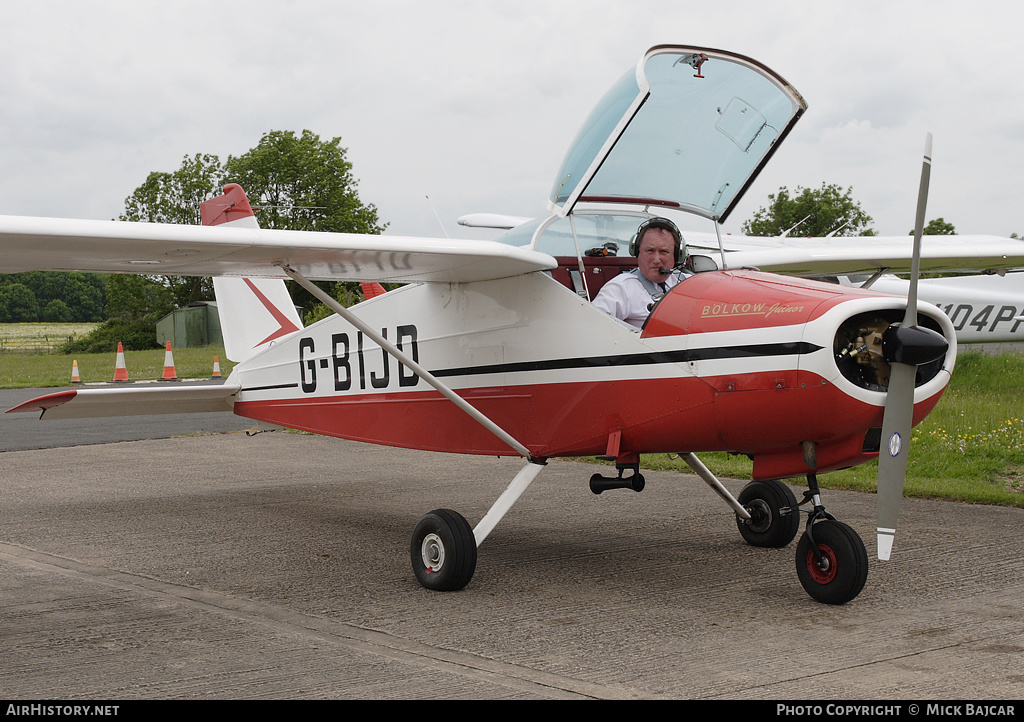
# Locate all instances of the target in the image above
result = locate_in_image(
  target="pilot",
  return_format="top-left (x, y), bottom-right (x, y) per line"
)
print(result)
top-left (592, 217), bottom-right (691, 328)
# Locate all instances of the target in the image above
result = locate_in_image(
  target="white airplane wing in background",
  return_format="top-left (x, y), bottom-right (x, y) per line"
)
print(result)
top-left (457, 213), bottom-right (534, 230)
top-left (690, 233), bottom-right (1024, 276)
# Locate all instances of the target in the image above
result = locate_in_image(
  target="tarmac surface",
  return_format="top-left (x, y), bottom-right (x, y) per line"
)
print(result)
top-left (1, 388), bottom-right (1024, 700)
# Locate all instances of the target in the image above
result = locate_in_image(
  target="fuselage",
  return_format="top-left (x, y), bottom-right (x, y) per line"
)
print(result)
top-left (230, 269), bottom-right (956, 481)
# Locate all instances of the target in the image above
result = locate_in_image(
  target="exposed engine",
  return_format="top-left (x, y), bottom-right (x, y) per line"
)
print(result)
top-left (834, 310), bottom-right (947, 392)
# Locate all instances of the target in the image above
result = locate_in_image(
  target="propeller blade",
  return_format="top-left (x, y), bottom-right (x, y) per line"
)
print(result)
top-left (876, 361), bottom-right (916, 560)
top-left (876, 133), bottom-right (933, 561)
top-left (904, 133), bottom-right (932, 327)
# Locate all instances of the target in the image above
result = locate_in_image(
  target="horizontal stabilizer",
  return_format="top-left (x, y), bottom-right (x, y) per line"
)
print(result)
top-left (7, 383), bottom-right (239, 420)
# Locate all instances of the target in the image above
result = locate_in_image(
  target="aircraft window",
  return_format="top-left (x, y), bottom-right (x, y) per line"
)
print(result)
top-left (532, 214), bottom-right (651, 257)
top-left (491, 218), bottom-right (546, 248)
top-left (547, 47), bottom-right (805, 222)
top-left (548, 69), bottom-right (641, 207)
top-left (582, 54), bottom-right (795, 218)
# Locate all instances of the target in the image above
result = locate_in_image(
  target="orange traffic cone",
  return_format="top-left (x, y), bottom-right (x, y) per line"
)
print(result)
top-left (70, 359), bottom-right (83, 385)
top-left (110, 342), bottom-right (131, 383)
top-left (159, 341), bottom-right (179, 382)
top-left (210, 355), bottom-right (222, 379)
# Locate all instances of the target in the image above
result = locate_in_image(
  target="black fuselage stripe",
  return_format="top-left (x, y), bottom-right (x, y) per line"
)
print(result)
top-left (240, 342), bottom-right (823, 394)
top-left (430, 342), bottom-right (822, 379)
top-left (244, 382), bottom-right (300, 392)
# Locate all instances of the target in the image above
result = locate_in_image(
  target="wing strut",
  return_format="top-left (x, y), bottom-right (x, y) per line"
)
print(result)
top-left (681, 452), bottom-right (750, 519)
top-left (281, 265), bottom-right (534, 461)
top-left (284, 265), bottom-right (547, 554)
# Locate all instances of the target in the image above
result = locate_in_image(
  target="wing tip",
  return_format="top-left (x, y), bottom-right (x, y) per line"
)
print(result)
top-left (7, 389), bottom-right (78, 414)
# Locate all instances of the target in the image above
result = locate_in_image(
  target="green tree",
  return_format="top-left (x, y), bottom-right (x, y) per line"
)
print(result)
top-left (121, 152), bottom-right (222, 226)
top-left (42, 299), bottom-right (74, 322)
top-left (16, 271), bottom-right (64, 307)
top-left (0, 283), bottom-right (40, 322)
top-left (0, 273), bottom-right (49, 322)
top-left (62, 272), bottom-right (106, 322)
top-left (63, 275), bottom-right (174, 353)
top-left (224, 130), bottom-right (385, 234)
top-left (914, 218), bottom-right (956, 235)
top-left (104, 275), bottom-right (174, 320)
top-left (223, 129), bottom-right (387, 316)
top-left (120, 153), bottom-right (223, 307)
top-left (742, 183), bottom-right (875, 237)
top-left (0, 271), bottom-right (106, 322)
top-left (70, 129), bottom-right (386, 349)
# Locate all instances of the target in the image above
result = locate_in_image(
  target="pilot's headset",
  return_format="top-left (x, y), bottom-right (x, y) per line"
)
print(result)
top-left (628, 217), bottom-right (687, 268)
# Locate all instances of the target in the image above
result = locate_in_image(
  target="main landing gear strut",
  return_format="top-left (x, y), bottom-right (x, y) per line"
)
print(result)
top-left (792, 473), bottom-right (869, 605)
top-left (410, 459), bottom-right (547, 592)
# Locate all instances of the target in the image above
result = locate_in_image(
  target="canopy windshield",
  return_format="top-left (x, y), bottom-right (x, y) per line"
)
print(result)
top-left (548, 46), bottom-right (806, 222)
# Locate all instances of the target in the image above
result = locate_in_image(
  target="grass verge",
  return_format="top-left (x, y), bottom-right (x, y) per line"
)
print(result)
top-left (0, 346), bottom-right (233, 387)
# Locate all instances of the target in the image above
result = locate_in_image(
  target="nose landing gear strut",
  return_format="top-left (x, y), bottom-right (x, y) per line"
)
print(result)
top-left (794, 473), bottom-right (869, 604)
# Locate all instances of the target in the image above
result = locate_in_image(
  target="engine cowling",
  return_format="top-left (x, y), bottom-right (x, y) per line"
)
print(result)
top-left (642, 271), bottom-right (956, 478)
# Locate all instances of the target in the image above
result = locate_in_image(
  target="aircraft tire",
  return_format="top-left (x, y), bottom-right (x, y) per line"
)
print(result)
top-left (795, 520), bottom-right (869, 605)
top-left (410, 508), bottom-right (478, 592)
top-left (735, 480), bottom-right (800, 548)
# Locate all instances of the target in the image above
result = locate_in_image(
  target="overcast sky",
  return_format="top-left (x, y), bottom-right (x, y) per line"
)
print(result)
top-left (1, 1), bottom-right (1021, 242)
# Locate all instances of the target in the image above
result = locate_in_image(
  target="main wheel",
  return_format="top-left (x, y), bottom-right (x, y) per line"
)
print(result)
top-left (410, 509), bottom-right (477, 592)
top-left (795, 520), bottom-right (869, 604)
top-left (736, 479), bottom-right (800, 548)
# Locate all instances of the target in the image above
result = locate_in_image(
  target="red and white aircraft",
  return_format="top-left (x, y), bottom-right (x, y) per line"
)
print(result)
top-left (4, 46), bottom-right (1022, 604)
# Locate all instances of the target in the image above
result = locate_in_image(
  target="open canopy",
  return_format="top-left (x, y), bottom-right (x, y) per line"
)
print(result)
top-left (548, 45), bottom-right (806, 222)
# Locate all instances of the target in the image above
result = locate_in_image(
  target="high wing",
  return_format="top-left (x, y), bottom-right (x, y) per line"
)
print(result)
top-left (688, 232), bottom-right (1024, 276)
top-left (0, 215), bottom-right (556, 283)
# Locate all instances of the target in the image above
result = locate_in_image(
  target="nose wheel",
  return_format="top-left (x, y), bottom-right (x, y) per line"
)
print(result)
top-left (796, 519), bottom-right (868, 604)
top-left (794, 473), bottom-right (869, 604)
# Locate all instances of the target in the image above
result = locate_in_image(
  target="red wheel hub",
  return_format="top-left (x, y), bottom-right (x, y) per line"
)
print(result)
top-left (805, 544), bottom-right (838, 584)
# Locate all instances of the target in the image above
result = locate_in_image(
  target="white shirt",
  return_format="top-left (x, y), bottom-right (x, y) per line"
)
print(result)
top-left (592, 269), bottom-right (688, 329)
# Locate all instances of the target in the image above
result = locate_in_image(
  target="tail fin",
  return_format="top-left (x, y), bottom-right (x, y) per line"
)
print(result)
top-left (360, 282), bottom-right (388, 299)
top-left (201, 184), bottom-right (303, 362)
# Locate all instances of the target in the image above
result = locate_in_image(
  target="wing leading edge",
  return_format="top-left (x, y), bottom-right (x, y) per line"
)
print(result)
top-left (0, 215), bottom-right (557, 284)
